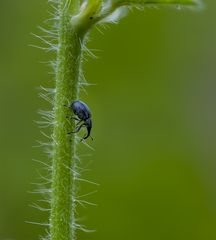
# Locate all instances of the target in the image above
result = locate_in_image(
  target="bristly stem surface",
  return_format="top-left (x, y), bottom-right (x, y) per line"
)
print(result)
top-left (50, 1), bottom-right (82, 240)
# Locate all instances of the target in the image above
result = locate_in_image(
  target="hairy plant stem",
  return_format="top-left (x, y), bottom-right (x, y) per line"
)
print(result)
top-left (46, 1), bottom-right (203, 240)
top-left (50, 2), bottom-right (83, 240)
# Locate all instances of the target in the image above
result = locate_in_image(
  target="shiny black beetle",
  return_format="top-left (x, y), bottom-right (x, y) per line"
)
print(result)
top-left (65, 100), bottom-right (93, 141)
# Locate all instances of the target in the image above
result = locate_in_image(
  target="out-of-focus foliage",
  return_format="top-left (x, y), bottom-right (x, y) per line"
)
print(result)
top-left (0, 0), bottom-right (216, 240)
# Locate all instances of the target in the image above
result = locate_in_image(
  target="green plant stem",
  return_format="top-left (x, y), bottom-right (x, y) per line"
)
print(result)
top-left (47, 0), bottom-right (203, 240)
top-left (50, 2), bottom-right (82, 240)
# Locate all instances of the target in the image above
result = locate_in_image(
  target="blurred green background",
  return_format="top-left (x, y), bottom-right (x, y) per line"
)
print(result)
top-left (0, 1), bottom-right (216, 240)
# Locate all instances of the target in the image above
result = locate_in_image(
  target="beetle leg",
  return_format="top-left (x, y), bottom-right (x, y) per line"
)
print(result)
top-left (73, 116), bottom-right (81, 121)
top-left (76, 119), bottom-right (83, 126)
top-left (66, 115), bottom-right (80, 121)
top-left (68, 123), bottom-right (86, 135)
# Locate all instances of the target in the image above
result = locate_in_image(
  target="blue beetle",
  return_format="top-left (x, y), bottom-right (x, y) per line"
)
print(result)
top-left (66, 100), bottom-right (93, 141)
